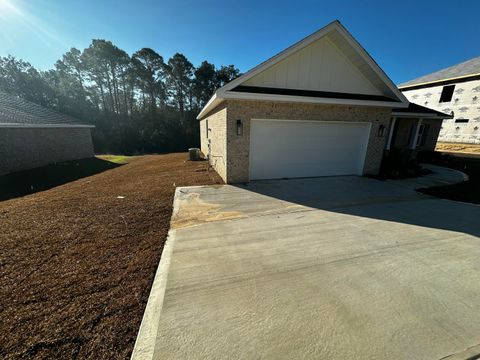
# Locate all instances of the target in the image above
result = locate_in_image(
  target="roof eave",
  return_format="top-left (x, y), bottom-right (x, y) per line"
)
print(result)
top-left (197, 92), bottom-right (223, 120)
top-left (222, 91), bottom-right (405, 108)
top-left (0, 123), bottom-right (95, 128)
top-left (219, 21), bottom-right (408, 106)
top-left (333, 23), bottom-right (409, 106)
top-left (197, 20), bottom-right (410, 118)
top-left (391, 112), bottom-right (453, 119)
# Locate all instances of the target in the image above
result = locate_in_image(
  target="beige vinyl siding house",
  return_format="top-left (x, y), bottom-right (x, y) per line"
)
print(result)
top-left (198, 21), bottom-right (450, 183)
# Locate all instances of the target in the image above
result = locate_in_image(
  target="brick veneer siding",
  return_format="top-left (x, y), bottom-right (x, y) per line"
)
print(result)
top-left (200, 100), bottom-right (392, 183)
top-left (0, 126), bottom-right (94, 176)
top-left (200, 104), bottom-right (228, 180)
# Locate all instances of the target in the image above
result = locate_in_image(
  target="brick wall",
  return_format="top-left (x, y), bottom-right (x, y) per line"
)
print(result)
top-left (200, 100), bottom-right (392, 183)
top-left (0, 126), bottom-right (94, 176)
top-left (199, 104), bottom-right (228, 181)
top-left (225, 100), bottom-right (391, 183)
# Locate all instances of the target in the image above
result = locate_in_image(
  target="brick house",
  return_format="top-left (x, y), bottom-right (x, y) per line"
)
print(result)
top-left (0, 91), bottom-right (94, 175)
top-left (198, 20), bottom-right (451, 183)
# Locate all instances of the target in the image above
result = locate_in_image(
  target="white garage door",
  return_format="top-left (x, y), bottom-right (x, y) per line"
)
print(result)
top-left (249, 119), bottom-right (371, 180)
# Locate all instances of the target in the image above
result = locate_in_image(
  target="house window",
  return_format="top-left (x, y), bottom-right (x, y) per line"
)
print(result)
top-left (206, 120), bottom-right (209, 138)
top-left (439, 85), bottom-right (455, 103)
top-left (455, 119), bottom-right (469, 123)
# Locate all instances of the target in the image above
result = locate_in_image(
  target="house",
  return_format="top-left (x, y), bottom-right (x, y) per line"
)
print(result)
top-left (198, 20), bottom-right (451, 183)
top-left (399, 56), bottom-right (480, 144)
top-left (0, 91), bottom-right (95, 175)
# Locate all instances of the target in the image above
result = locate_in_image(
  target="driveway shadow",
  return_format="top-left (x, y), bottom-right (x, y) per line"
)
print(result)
top-left (235, 176), bottom-right (480, 238)
top-left (0, 157), bottom-right (122, 201)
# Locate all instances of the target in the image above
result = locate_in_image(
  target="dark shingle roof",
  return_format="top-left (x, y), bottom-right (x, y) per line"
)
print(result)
top-left (399, 56), bottom-right (480, 88)
top-left (393, 102), bottom-right (453, 118)
top-left (0, 91), bottom-right (88, 126)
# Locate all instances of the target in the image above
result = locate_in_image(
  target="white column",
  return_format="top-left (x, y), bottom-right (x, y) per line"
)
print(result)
top-left (410, 118), bottom-right (423, 150)
top-left (385, 117), bottom-right (396, 150)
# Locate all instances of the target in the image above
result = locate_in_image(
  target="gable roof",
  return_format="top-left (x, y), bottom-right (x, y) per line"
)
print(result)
top-left (0, 91), bottom-right (93, 127)
top-left (399, 56), bottom-right (480, 89)
top-left (392, 103), bottom-right (453, 119)
top-left (198, 20), bottom-right (408, 119)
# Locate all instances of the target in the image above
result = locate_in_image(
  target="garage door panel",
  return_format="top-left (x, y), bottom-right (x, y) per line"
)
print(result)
top-left (249, 119), bottom-right (370, 180)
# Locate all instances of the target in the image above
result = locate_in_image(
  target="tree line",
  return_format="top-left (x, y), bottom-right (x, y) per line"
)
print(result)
top-left (0, 40), bottom-right (240, 154)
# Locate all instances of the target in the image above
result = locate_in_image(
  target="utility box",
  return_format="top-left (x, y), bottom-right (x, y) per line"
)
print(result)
top-left (188, 148), bottom-right (200, 161)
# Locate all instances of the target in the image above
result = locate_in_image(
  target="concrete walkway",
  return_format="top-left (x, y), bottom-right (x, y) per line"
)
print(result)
top-left (133, 173), bottom-right (480, 360)
top-left (386, 163), bottom-right (468, 191)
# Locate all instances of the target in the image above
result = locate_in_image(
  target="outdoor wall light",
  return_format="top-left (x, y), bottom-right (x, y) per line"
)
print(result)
top-left (377, 124), bottom-right (386, 137)
top-left (236, 119), bottom-right (243, 136)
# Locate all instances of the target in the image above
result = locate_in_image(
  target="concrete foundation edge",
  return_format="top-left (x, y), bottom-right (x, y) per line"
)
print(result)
top-left (130, 189), bottom-right (184, 360)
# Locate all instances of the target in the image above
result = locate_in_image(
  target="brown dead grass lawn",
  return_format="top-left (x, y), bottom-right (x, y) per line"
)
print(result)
top-left (0, 153), bottom-right (222, 359)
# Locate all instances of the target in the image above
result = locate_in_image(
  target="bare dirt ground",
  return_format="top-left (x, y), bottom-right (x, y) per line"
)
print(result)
top-left (436, 142), bottom-right (480, 154)
top-left (0, 154), bottom-right (222, 359)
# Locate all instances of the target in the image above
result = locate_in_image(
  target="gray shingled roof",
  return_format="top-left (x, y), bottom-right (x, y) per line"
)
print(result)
top-left (0, 91), bottom-right (88, 126)
top-left (399, 56), bottom-right (480, 87)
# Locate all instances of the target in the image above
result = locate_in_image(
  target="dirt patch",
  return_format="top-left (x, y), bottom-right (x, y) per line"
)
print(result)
top-left (436, 142), bottom-right (480, 154)
top-left (0, 153), bottom-right (223, 359)
top-left (171, 192), bottom-right (244, 229)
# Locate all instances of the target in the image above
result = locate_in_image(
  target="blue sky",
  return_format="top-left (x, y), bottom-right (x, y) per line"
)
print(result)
top-left (0, 0), bottom-right (478, 84)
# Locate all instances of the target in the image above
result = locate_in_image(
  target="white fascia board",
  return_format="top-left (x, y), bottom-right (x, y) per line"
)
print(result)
top-left (222, 91), bottom-right (404, 108)
top-left (0, 123), bottom-right (95, 128)
top-left (334, 25), bottom-right (409, 106)
top-left (197, 21), bottom-right (340, 118)
top-left (197, 93), bottom-right (223, 120)
top-left (197, 20), bottom-right (409, 118)
top-left (218, 22), bottom-right (340, 93)
top-left (218, 20), bottom-right (409, 106)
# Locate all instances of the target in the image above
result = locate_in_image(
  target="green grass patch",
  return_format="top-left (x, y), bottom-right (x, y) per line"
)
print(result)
top-left (96, 155), bottom-right (132, 164)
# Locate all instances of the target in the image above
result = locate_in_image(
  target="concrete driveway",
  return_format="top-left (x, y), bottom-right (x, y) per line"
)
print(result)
top-left (133, 176), bottom-right (480, 360)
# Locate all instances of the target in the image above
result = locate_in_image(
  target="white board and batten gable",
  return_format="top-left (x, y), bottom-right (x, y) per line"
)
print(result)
top-left (242, 35), bottom-right (382, 96)
top-left (198, 20), bottom-right (408, 119)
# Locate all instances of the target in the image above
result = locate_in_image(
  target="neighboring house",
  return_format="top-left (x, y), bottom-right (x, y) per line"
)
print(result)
top-left (399, 56), bottom-right (480, 144)
top-left (0, 91), bottom-right (95, 176)
top-left (198, 20), bottom-right (451, 183)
